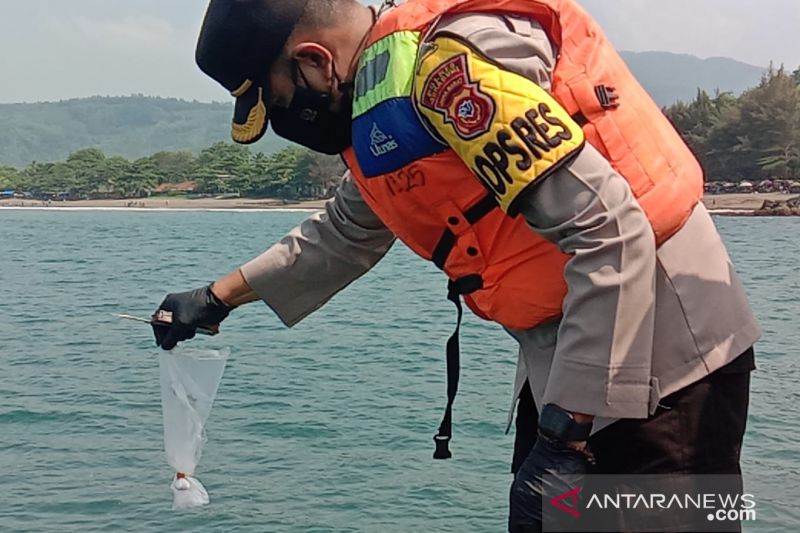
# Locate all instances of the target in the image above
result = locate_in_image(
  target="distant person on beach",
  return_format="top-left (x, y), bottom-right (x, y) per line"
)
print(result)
top-left (153, 0), bottom-right (760, 530)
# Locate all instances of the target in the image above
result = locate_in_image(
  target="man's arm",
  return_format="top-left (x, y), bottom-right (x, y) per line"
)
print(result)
top-left (154, 170), bottom-right (395, 350)
top-left (519, 145), bottom-right (656, 420)
top-left (235, 170), bottom-right (396, 327)
top-left (210, 268), bottom-right (258, 307)
top-left (416, 15), bottom-right (656, 419)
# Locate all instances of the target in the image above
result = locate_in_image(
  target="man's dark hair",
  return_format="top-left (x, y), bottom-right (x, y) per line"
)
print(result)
top-left (295, 0), bottom-right (360, 30)
top-left (272, 0), bottom-right (361, 76)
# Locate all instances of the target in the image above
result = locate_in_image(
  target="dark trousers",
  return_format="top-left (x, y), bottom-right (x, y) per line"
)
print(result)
top-left (510, 348), bottom-right (754, 532)
top-left (512, 347), bottom-right (754, 476)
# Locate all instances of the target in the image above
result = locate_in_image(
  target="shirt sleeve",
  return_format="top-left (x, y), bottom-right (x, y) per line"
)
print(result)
top-left (240, 171), bottom-right (396, 327)
top-left (423, 14), bottom-right (657, 418)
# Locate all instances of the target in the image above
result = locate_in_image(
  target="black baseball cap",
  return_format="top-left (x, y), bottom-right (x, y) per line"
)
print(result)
top-left (196, 0), bottom-right (309, 144)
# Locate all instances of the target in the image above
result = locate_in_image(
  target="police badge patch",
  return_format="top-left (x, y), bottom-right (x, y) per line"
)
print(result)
top-left (419, 54), bottom-right (495, 139)
top-left (415, 36), bottom-right (586, 214)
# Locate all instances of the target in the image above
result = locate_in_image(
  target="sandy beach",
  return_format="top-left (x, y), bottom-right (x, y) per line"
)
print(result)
top-left (701, 192), bottom-right (794, 212)
top-left (1, 192), bottom-right (797, 213)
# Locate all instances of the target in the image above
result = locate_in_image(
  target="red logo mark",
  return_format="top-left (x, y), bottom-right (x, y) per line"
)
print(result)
top-left (420, 54), bottom-right (495, 139)
top-left (550, 486), bottom-right (582, 518)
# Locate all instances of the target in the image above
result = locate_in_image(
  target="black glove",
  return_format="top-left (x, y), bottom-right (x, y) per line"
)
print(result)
top-left (508, 433), bottom-right (593, 533)
top-left (152, 285), bottom-right (233, 350)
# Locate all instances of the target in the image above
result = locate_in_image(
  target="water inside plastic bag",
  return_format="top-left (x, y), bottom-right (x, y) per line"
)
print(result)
top-left (158, 346), bottom-right (229, 509)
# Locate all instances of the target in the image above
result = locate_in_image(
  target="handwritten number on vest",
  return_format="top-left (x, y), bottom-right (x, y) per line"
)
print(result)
top-left (386, 164), bottom-right (426, 196)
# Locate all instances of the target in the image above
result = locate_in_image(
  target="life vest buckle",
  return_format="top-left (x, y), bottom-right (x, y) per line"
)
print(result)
top-left (594, 84), bottom-right (620, 109)
top-left (433, 434), bottom-right (452, 459)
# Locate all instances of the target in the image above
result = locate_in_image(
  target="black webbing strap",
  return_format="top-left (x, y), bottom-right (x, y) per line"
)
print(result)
top-left (430, 195), bottom-right (495, 459)
top-left (571, 111), bottom-right (589, 127)
top-left (433, 274), bottom-right (483, 459)
top-left (464, 193), bottom-right (497, 224)
top-left (431, 229), bottom-right (456, 270)
top-left (430, 194), bottom-right (497, 271)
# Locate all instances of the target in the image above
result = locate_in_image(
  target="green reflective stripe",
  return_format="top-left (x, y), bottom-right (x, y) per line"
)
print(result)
top-left (353, 30), bottom-right (420, 118)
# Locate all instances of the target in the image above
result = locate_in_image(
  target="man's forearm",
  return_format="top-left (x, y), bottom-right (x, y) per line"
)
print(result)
top-left (231, 173), bottom-right (395, 327)
top-left (211, 268), bottom-right (259, 307)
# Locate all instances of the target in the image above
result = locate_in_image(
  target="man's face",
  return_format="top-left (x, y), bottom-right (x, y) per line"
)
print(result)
top-left (268, 42), bottom-right (349, 112)
top-left (267, 66), bottom-right (296, 109)
top-left (263, 41), bottom-right (355, 154)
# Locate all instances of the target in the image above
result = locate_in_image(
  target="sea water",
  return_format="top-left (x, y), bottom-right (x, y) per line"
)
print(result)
top-left (0, 210), bottom-right (797, 532)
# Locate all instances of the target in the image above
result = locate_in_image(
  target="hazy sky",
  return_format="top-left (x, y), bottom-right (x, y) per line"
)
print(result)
top-left (0, 0), bottom-right (798, 104)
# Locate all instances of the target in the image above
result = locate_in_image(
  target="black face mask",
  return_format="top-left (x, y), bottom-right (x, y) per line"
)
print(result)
top-left (270, 61), bottom-right (353, 155)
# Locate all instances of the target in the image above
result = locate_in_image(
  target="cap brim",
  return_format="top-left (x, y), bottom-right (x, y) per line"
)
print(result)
top-left (231, 84), bottom-right (269, 144)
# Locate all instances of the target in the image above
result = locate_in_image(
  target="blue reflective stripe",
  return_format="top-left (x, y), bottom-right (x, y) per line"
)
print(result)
top-left (353, 98), bottom-right (447, 177)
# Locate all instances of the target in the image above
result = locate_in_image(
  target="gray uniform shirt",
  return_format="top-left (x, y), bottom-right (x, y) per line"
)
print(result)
top-left (240, 12), bottom-right (761, 428)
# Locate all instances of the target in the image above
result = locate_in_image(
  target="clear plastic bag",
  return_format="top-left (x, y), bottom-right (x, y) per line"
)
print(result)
top-left (158, 345), bottom-right (229, 510)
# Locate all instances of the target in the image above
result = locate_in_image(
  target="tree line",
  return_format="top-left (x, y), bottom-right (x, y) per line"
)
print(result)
top-left (0, 143), bottom-right (344, 200)
top-left (1, 65), bottom-right (797, 199)
top-left (664, 65), bottom-right (800, 182)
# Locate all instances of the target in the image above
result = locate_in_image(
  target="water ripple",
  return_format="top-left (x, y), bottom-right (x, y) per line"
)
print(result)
top-left (0, 211), bottom-right (795, 532)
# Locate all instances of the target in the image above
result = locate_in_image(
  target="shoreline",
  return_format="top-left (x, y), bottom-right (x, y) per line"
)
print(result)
top-left (702, 192), bottom-right (800, 216)
top-left (1, 193), bottom-right (798, 215)
top-left (0, 197), bottom-right (328, 211)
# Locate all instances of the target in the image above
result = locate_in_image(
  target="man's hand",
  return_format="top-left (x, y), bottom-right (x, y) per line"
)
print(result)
top-left (509, 403), bottom-right (594, 532)
top-left (509, 434), bottom-right (593, 532)
top-left (152, 285), bottom-right (233, 350)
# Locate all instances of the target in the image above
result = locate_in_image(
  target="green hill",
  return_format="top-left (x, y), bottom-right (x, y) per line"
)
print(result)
top-left (0, 95), bottom-right (289, 167)
top-left (0, 52), bottom-right (766, 167)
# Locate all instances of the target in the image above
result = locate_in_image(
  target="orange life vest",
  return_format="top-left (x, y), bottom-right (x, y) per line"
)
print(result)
top-left (343, 0), bottom-right (703, 331)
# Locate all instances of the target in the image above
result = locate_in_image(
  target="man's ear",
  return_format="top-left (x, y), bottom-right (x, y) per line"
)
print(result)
top-left (290, 42), bottom-right (333, 76)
